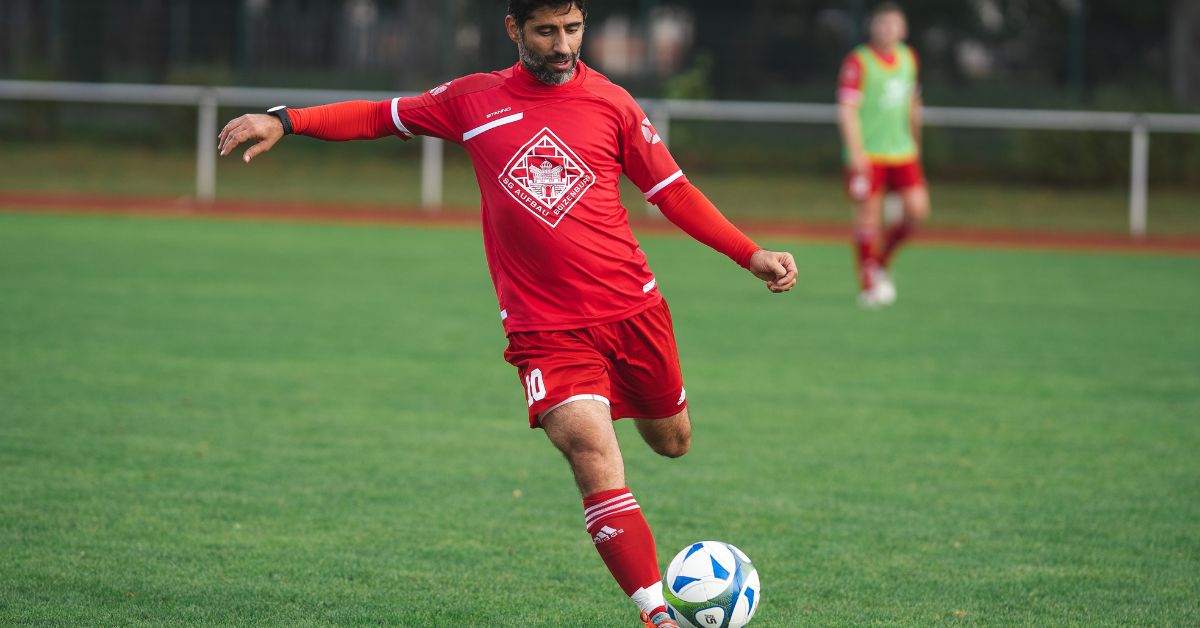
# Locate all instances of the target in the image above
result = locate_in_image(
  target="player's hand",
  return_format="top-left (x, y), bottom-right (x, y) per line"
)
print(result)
top-left (218, 113), bottom-right (284, 163)
top-left (747, 249), bottom-right (797, 293)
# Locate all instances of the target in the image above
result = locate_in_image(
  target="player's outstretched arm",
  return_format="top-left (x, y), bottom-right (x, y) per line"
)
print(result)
top-left (219, 100), bottom-right (398, 163)
top-left (218, 114), bottom-right (284, 163)
top-left (655, 181), bottom-right (797, 293)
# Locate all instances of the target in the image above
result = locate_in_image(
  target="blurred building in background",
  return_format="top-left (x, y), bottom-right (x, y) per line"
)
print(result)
top-left (0, 0), bottom-right (1196, 109)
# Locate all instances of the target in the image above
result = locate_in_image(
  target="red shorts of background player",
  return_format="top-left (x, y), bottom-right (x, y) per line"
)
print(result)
top-left (504, 300), bottom-right (688, 429)
top-left (845, 159), bottom-right (926, 200)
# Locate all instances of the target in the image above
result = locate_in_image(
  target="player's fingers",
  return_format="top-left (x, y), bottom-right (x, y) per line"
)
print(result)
top-left (768, 256), bottom-right (787, 279)
top-left (779, 255), bottom-right (798, 283)
top-left (219, 126), bottom-right (238, 155)
top-left (242, 136), bottom-right (277, 163)
top-left (243, 142), bottom-right (263, 163)
top-left (223, 130), bottom-right (253, 157)
top-left (218, 119), bottom-right (245, 155)
top-left (768, 272), bottom-right (797, 293)
top-left (222, 135), bottom-right (237, 156)
top-left (769, 279), bottom-right (794, 293)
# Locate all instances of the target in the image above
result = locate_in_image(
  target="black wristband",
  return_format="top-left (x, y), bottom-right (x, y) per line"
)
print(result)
top-left (268, 105), bottom-right (293, 135)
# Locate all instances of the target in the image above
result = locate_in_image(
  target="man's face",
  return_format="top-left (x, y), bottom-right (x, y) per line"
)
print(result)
top-left (869, 10), bottom-right (907, 49)
top-left (506, 5), bottom-right (585, 85)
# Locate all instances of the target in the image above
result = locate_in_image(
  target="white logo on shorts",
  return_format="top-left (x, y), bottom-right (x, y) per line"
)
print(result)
top-left (677, 388), bottom-right (687, 406)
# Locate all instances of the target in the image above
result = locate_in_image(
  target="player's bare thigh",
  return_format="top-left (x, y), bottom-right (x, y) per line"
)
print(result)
top-left (900, 184), bottom-right (930, 221)
top-left (854, 193), bottom-right (885, 231)
top-left (540, 399), bottom-right (625, 496)
top-left (635, 408), bottom-right (691, 459)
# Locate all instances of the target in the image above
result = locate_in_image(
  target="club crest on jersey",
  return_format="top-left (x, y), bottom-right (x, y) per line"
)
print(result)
top-left (499, 127), bottom-right (596, 228)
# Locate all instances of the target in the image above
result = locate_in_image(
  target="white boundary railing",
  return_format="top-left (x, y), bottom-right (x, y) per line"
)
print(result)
top-left (2, 79), bottom-right (1199, 237)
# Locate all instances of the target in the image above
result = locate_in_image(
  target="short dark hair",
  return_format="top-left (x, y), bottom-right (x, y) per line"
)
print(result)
top-left (869, 2), bottom-right (905, 19)
top-left (507, 0), bottom-right (587, 29)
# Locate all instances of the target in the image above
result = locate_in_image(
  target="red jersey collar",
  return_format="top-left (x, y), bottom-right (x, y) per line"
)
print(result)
top-left (868, 43), bottom-right (899, 67)
top-left (512, 59), bottom-right (589, 92)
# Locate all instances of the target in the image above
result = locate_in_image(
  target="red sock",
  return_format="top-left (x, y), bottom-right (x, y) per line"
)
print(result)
top-left (881, 219), bottom-right (914, 267)
top-left (854, 228), bottom-right (879, 290)
top-left (583, 488), bottom-right (667, 617)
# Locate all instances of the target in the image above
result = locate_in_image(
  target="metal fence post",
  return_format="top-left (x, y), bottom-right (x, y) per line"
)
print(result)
top-left (421, 136), bottom-right (444, 211)
top-left (654, 101), bottom-right (671, 146)
top-left (196, 89), bottom-right (219, 203)
top-left (1129, 116), bottom-right (1149, 239)
top-left (645, 100), bottom-right (671, 218)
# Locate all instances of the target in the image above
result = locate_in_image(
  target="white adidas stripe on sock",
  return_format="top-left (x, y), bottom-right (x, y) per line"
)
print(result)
top-left (583, 491), bottom-right (634, 516)
top-left (583, 491), bottom-right (640, 530)
top-left (585, 498), bottom-right (638, 528)
top-left (585, 502), bottom-right (641, 530)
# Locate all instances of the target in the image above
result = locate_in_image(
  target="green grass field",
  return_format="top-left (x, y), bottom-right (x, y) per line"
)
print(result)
top-left (2, 141), bottom-right (1199, 236)
top-left (1, 212), bottom-right (1198, 626)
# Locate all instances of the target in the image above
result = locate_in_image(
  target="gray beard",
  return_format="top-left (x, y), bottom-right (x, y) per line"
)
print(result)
top-left (517, 38), bottom-right (579, 86)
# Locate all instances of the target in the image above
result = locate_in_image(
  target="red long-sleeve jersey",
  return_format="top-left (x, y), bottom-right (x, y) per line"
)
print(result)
top-left (288, 61), bottom-right (759, 333)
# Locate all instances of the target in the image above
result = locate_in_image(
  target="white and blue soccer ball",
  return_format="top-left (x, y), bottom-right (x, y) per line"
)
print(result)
top-left (663, 541), bottom-right (760, 628)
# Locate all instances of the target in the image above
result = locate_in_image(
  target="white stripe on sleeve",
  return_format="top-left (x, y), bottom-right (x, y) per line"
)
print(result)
top-left (391, 97), bottom-right (414, 137)
top-left (643, 170), bottom-right (685, 200)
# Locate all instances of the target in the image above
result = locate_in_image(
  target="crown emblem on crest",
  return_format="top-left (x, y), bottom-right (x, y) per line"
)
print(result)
top-left (498, 127), bottom-right (596, 228)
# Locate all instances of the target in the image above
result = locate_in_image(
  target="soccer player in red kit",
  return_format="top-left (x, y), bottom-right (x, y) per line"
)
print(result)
top-left (217, 1), bottom-right (795, 625)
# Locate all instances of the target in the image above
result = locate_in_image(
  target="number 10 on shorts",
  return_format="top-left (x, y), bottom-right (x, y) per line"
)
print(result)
top-left (524, 368), bottom-right (546, 407)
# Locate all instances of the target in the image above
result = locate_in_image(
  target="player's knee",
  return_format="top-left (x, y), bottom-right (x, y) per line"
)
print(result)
top-left (652, 429), bottom-right (691, 458)
top-left (906, 193), bottom-right (931, 221)
top-left (660, 437), bottom-right (690, 459)
top-left (854, 208), bottom-right (880, 226)
top-left (562, 441), bottom-right (618, 467)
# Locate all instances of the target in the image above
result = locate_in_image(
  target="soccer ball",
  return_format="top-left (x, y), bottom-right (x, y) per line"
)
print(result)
top-left (663, 541), bottom-right (760, 628)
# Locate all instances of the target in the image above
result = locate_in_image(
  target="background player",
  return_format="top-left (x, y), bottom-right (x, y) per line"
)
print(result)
top-left (215, 1), bottom-right (796, 626)
top-left (837, 1), bottom-right (930, 307)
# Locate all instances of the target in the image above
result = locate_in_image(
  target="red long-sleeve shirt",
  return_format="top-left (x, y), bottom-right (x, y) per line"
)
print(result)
top-left (288, 61), bottom-right (759, 332)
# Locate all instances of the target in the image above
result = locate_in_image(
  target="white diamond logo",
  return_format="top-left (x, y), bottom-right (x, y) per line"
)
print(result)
top-left (498, 127), bottom-right (596, 228)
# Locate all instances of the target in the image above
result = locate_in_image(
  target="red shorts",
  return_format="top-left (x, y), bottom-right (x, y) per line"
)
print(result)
top-left (503, 299), bottom-right (687, 428)
top-left (845, 159), bottom-right (925, 200)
